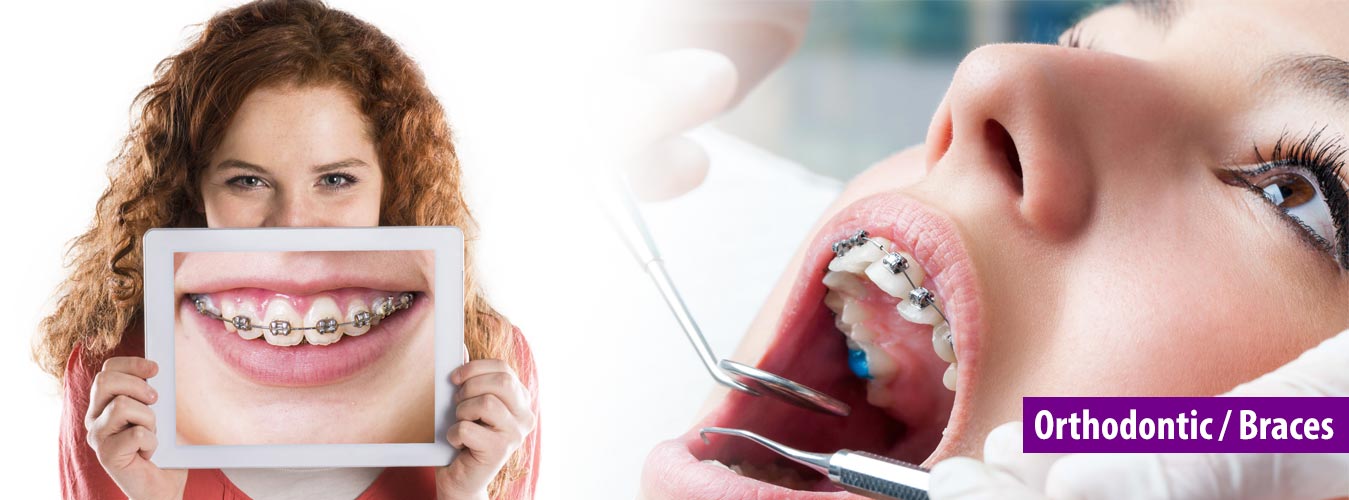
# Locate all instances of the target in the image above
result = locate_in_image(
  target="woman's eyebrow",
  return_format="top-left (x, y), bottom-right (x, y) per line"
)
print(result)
top-left (213, 158), bottom-right (371, 173)
top-left (1264, 54), bottom-right (1349, 107)
top-left (312, 158), bottom-right (371, 173)
top-left (215, 158), bottom-right (267, 173)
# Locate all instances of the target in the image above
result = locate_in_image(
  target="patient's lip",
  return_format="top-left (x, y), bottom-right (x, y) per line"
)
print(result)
top-left (175, 250), bottom-right (432, 386)
top-left (175, 250), bottom-right (430, 299)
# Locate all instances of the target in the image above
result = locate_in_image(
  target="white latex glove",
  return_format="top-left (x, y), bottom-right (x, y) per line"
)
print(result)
top-left (930, 329), bottom-right (1349, 500)
top-left (588, 49), bottom-right (738, 201)
top-left (586, 2), bottom-right (811, 201)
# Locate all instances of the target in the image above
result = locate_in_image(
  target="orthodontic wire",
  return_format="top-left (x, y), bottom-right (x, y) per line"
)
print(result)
top-left (832, 230), bottom-right (951, 326)
top-left (191, 292), bottom-right (413, 333)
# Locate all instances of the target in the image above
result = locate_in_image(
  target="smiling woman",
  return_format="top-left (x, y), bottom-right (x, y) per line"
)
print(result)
top-left (33, 1), bottom-right (538, 499)
top-left (640, 0), bottom-right (1349, 498)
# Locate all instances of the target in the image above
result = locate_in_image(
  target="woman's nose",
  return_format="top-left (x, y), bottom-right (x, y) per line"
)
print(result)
top-left (923, 43), bottom-right (1185, 239)
top-left (263, 193), bottom-right (327, 228)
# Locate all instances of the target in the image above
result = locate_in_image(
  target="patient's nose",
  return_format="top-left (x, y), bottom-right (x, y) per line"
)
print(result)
top-left (263, 193), bottom-right (329, 228)
top-left (925, 44), bottom-right (1094, 238)
top-left (923, 44), bottom-right (1185, 240)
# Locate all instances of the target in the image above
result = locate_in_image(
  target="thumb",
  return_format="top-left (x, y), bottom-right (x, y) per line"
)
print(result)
top-left (624, 135), bottom-right (709, 201)
top-left (979, 422), bottom-right (1067, 493)
top-left (1044, 452), bottom-right (1349, 500)
top-left (1226, 328), bottom-right (1349, 396)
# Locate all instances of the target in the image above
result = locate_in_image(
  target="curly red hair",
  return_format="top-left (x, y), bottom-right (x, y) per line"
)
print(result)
top-left (34, 0), bottom-right (526, 495)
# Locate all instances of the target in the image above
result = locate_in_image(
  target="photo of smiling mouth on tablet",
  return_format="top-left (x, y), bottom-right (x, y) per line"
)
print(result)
top-left (173, 249), bottom-right (434, 445)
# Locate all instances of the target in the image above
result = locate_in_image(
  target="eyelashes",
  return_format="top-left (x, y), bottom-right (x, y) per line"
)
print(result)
top-left (226, 175), bottom-right (268, 190)
top-left (1234, 126), bottom-right (1349, 268)
top-left (223, 172), bottom-right (361, 192)
top-left (318, 172), bottom-right (359, 190)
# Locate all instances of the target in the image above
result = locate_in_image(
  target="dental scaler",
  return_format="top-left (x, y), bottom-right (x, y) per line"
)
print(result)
top-left (701, 427), bottom-right (930, 500)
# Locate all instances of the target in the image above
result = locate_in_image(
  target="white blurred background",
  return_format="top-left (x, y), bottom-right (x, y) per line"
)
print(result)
top-left (0, 1), bottom-right (1100, 498)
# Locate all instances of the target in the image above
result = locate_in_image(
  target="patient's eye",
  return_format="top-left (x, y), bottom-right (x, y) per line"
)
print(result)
top-left (228, 175), bottom-right (268, 191)
top-left (1248, 168), bottom-right (1336, 245)
top-left (1223, 128), bottom-right (1349, 268)
top-left (318, 173), bottom-right (357, 191)
top-left (1258, 172), bottom-right (1316, 208)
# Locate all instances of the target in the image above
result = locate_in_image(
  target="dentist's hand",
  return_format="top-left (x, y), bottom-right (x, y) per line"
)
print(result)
top-left (86, 357), bottom-right (187, 500)
top-left (588, 3), bottom-right (811, 201)
top-left (436, 359), bottom-right (536, 500)
top-left (590, 49), bottom-right (738, 201)
top-left (930, 329), bottom-right (1349, 500)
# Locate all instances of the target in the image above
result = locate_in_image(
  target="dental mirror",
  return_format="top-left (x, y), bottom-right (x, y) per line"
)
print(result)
top-left (720, 360), bottom-right (851, 417)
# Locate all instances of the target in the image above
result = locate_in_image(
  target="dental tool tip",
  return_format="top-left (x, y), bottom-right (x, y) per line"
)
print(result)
top-left (698, 427), bottom-right (832, 474)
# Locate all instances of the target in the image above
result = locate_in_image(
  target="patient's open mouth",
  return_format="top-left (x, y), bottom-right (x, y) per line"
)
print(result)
top-left (643, 193), bottom-right (984, 499)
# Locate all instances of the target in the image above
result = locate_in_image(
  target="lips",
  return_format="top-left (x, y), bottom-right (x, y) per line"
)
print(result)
top-left (180, 294), bottom-right (424, 387)
top-left (642, 192), bottom-right (984, 499)
top-left (174, 250), bottom-right (432, 387)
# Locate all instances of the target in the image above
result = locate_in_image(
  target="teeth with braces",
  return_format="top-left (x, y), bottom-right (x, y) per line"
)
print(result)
top-left (824, 230), bottom-right (958, 393)
top-left (191, 292), bottom-right (415, 347)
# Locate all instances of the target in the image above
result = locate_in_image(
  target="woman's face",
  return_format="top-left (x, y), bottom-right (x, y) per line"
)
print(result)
top-left (199, 84), bottom-right (383, 227)
top-left (645, 1), bottom-right (1349, 497)
top-left (172, 85), bottom-right (436, 444)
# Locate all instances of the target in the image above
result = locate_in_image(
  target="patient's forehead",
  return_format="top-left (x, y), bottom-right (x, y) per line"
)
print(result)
top-left (1085, 0), bottom-right (1349, 62)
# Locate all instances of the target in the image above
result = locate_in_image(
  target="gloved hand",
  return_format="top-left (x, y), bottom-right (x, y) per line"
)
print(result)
top-left (587, 49), bottom-right (739, 201)
top-left (930, 329), bottom-right (1349, 500)
top-left (586, 2), bottom-right (811, 201)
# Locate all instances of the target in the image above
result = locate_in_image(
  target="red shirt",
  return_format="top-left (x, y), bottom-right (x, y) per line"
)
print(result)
top-left (59, 328), bottom-right (541, 500)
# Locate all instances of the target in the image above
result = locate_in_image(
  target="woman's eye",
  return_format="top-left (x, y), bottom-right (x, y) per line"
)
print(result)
top-left (1250, 168), bottom-right (1338, 247)
top-left (227, 175), bottom-right (267, 190)
top-left (318, 173), bottom-right (356, 190)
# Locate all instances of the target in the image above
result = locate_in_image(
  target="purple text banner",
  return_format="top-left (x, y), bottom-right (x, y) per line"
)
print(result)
top-left (1023, 397), bottom-right (1349, 453)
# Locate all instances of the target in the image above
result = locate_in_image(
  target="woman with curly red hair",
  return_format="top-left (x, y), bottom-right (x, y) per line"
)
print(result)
top-left (34, 1), bottom-right (538, 498)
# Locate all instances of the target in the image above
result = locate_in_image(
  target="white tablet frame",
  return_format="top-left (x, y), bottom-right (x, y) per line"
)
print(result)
top-left (143, 226), bottom-right (463, 468)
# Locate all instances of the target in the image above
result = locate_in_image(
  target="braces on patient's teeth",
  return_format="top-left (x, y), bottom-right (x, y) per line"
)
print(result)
top-left (826, 230), bottom-right (959, 394)
top-left (190, 292), bottom-right (414, 346)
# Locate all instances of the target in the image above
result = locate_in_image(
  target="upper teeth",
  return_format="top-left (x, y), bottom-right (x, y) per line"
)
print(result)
top-left (897, 288), bottom-right (944, 326)
top-left (823, 231), bottom-right (959, 392)
top-left (190, 292), bottom-right (414, 347)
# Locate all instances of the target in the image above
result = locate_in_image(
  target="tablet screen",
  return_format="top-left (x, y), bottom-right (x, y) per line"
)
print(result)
top-left (172, 249), bottom-right (435, 446)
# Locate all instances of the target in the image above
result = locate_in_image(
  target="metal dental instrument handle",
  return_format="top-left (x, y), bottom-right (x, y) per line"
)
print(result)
top-left (595, 173), bottom-right (850, 416)
top-left (700, 427), bottom-right (929, 500)
top-left (595, 173), bottom-right (756, 395)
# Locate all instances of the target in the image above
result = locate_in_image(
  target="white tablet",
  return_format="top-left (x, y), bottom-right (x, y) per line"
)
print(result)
top-left (142, 226), bottom-right (464, 468)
